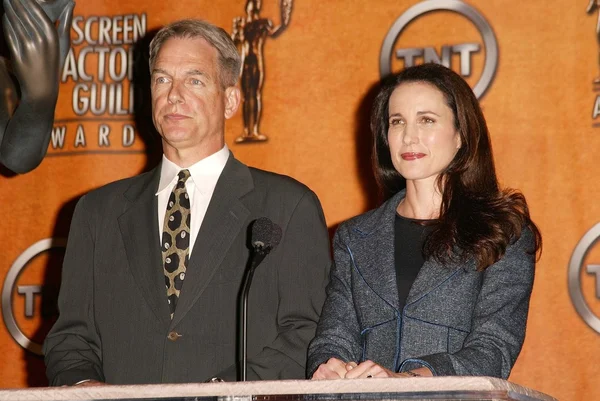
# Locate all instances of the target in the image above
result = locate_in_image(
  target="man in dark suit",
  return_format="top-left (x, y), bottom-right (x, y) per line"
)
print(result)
top-left (43, 19), bottom-right (330, 386)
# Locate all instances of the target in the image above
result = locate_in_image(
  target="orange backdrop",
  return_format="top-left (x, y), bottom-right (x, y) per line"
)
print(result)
top-left (1, 1), bottom-right (599, 400)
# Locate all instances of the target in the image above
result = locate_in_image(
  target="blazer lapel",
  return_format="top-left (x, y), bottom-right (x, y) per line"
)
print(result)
top-left (351, 190), bottom-right (465, 312)
top-left (405, 258), bottom-right (462, 306)
top-left (350, 192), bottom-right (406, 313)
top-left (170, 155), bottom-right (252, 328)
top-left (118, 165), bottom-right (172, 327)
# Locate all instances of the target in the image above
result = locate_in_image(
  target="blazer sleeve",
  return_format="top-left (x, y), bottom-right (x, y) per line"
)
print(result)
top-left (215, 189), bottom-right (331, 381)
top-left (306, 223), bottom-right (363, 378)
top-left (399, 228), bottom-right (536, 378)
top-left (43, 195), bottom-right (105, 386)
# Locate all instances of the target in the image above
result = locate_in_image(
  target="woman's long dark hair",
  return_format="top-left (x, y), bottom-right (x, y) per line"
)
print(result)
top-left (372, 63), bottom-right (541, 270)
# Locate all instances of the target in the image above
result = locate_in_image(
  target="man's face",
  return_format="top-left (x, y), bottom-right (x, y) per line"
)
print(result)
top-left (151, 37), bottom-right (239, 162)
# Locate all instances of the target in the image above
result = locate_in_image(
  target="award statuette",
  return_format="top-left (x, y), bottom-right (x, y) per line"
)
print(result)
top-left (232, 0), bottom-right (293, 143)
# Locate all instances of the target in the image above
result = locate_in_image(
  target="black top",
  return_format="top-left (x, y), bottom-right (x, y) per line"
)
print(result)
top-left (394, 213), bottom-right (434, 311)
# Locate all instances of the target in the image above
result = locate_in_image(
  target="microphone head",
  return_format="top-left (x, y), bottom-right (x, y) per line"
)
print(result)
top-left (251, 217), bottom-right (274, 248)
top-left (251, 217), bottom-right (282, 250)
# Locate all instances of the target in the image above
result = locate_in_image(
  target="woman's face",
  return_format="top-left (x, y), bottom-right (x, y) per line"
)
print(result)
top-left (387, 81), bottom-right (461, 187)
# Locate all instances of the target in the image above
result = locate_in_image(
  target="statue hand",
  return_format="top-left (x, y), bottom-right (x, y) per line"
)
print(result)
top-left (0, 58), bottom-right (17, 132)
top-left (32, 0), bottom-right (75, 69)
top-left (232, 16), bottom-right (243, 41)
top-left (279, 0), bottom-right (293, 26)
top-left (0, 0), bottom-right (74, 173)
top-left (2, 0), bottom-right (74, 103)
top-left (233, 16), bottom-right (243, 28)
top-left (54, 0), bottom-right (76, 71)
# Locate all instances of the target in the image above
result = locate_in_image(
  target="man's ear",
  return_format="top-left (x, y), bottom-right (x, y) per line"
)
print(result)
top-left (224, 86), bottom-right (241, 119)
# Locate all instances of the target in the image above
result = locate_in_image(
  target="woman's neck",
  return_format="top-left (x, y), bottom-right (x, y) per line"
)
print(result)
top-left (397, 179), bottom-right (443, 220)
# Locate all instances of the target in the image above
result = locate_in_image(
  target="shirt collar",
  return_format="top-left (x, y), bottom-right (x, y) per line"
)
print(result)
top-left (156, 145), bottom-right (230, 195)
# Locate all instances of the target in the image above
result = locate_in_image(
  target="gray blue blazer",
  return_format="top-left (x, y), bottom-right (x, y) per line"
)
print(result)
top-left (307, 190), bottom-right (535, 379)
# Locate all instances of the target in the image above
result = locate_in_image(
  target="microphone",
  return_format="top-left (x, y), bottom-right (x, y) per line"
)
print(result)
top-left (239, 217), bottom-right (282, 381)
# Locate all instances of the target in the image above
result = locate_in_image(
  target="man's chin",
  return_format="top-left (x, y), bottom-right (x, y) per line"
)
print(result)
top-left (159, 129), bottom-right (194, 143)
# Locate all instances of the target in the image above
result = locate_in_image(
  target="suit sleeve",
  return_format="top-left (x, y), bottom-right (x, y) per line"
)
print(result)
top-left (43, 195), bottom-right (105, 386)
top-left (215, 189), bottom-right (331, 381)
top-left (399, 228), bottom-right (536, 378)
top-left (306, 223), bottom-right (363, 378)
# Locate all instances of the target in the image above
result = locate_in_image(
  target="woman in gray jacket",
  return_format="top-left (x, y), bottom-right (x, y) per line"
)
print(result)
top-left (308, 63), bottom-right (541, 380)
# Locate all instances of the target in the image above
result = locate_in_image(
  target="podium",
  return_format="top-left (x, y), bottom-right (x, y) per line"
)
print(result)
top-left (0, 377), bottom-right (557, 401)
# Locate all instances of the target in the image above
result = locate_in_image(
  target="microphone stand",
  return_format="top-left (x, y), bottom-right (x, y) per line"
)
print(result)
top-left (239, 243), bottom-right (271, 381)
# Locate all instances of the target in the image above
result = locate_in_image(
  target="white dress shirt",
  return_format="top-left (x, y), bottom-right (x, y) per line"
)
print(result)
top-left (156, 145), bottom-right (230, 257)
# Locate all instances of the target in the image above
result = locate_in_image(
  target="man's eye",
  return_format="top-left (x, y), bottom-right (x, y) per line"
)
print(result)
top-left (191, 79), bottom-right (202, 85)
top-left (155, 77), bottom-right (167, 84)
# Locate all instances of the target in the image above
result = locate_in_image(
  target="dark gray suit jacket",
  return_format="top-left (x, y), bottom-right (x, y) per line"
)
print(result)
top-left (307, 190), bottom-right (535, 379)
top-left (44, 154), bottom-right (331, 385)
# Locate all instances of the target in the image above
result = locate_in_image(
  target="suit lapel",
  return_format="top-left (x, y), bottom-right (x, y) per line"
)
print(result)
top-left (404, 219), bottom-right (466, 306)
top-left (405, 258), bottom-right (462, 306)
top-left (350, 192), bottom-right (404, 312)
top-left (118, 165), bottom-right (171, 327)
top-left (170, 155), bottom-right (252, 328)
top-left (352, 190), bottom-right (465, 311)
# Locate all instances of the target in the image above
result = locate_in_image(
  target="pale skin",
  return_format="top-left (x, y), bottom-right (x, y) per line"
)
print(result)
top-left (151, 37), bottom-right (240, 167)
top-left (311, 357), bottom-right (433, 379)
top-left (389, 82), bottom-right (461, 220)
top-left (312, 82), bottom-right (461, 380)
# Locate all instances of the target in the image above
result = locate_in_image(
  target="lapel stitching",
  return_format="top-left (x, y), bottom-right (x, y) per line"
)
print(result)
top-left (348, 242), bottom-right (401, 315)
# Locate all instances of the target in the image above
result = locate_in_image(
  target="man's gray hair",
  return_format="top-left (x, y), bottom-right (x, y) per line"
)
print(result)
top-left (149, 19), bottom-right (241, 88)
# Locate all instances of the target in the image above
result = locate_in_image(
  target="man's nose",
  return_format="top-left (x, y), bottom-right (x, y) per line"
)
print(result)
top-left (167, 81), bottom-right (185, 104)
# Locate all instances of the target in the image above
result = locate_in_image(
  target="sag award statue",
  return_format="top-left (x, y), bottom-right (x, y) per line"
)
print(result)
top-left (231, 0), bottom-right (293, 143)
top-left (0, 0), bottom-right (74, 173)
top-left (587, 0), bottom-right (600, 84)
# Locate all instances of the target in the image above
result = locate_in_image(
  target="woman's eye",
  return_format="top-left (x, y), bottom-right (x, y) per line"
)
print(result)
top-left (422, 117), bottom-right (435, 124)
top-left (390, 118), bottom-right (404, 126)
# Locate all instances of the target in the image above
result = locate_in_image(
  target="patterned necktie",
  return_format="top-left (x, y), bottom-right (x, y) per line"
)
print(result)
top-left (162, 169), bottom-right (191, 318)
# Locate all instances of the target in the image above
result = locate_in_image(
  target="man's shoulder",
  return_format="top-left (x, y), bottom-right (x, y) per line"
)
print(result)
top-left (247, 166), bottom-right (314, 198)
top-left (81, 170), bottom-right (155, 206)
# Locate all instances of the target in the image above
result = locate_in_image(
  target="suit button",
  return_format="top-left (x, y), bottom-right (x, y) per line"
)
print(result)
top-left (167, 331), bottom-right (181, 341)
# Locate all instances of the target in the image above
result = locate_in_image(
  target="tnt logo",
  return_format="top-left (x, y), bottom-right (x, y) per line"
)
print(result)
top-left (569, 223), bottom-right (600, 334)
top-left (2, 238), bottom-right (65, 355)
top-left (379, 0), bottom-right (498, 99)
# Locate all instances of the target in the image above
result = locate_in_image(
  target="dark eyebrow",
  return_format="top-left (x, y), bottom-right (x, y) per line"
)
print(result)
top-left (150, 69), bottom-right (209, 80)
top-left (417, 110), bottom-right (441, 116)
top-left (151, 68), bottom-right (169, 76)
top-left (186, 69), bottom-right (206, 76)
top-left (185, 70), bottom-right (211, 82)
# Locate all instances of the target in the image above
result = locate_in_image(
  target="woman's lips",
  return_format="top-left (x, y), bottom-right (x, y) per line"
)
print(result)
top-left (401, 152), bottom-right (426, 160)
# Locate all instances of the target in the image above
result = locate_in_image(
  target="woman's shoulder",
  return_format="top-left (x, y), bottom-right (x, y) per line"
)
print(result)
top-left (507, 224), bottom-right (537, 255)
top-left (336, 209), bottom-right (379, 235)
top-left (485, 224), bottom-right (537, 277)
top-left (335, 191), bottom-right (405, 239)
